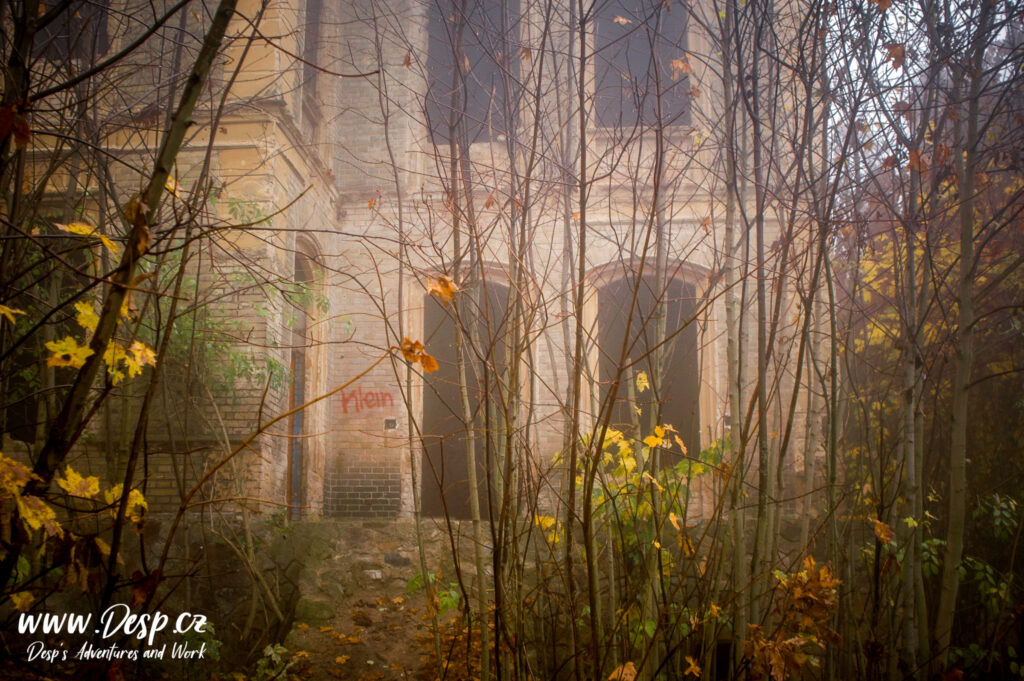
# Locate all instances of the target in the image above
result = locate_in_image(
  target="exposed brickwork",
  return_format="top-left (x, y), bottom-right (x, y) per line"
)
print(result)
top-left (323, 454), bottom-right (402, 518)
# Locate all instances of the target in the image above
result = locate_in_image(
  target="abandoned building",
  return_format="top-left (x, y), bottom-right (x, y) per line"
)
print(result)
top-left (8, 0), bottom-right (820, 525)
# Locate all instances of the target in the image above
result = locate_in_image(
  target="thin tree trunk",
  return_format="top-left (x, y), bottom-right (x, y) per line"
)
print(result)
top-left (934, 2), bottom-right (990, 659)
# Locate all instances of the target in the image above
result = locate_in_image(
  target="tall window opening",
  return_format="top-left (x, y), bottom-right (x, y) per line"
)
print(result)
top-left (596, 267), bottom-right (701, 465)
top-left (593, 0), bottom-right (690, 129)
top-left (421, 281), bottom-right (510, 518)
top-left (288, 252), bottom-right (316, 519)
top-left (425, 0), bottom-right (521, 145)
top-left (302, 0), bottom-right (323, 98)
top-left (34, 0), bottom-right (111, 62)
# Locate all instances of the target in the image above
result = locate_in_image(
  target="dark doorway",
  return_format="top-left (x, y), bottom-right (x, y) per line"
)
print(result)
top-left (420, 282), bottom-right (510, 518)
top-left (597, 269), bottom-right (701, 465)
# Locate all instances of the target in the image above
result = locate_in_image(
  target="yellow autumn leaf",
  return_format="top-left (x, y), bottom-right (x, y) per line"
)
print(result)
top-left (684, 656), bottom-right (701, 677)
top-left (165, 176), bottom-right (184, 199)
top-left (708, 602), bottom-right (721, 619)
top-left (334, 655), bottom-right (350, 664)
top-left (56, 221), bottom-right (96, 237)
top-left (74, 300), bottom-right (99, 332)
top-left (10, 591), bottom-right (34, 611)
top-left (95, 536), bottom-right (112, 557)
top-left (0, 304), bottom-right (25, 325)
top-left (129, 340), bottom-right (156, 367)
top-left (104, 342), bottom-right (127, 384)
top-left (643, 434), bottom-right (663, 448)
top-left (0, 453), bottom-right (36, 497)
top-left (635, 371), bottom-right (649, 393)
top-left (104, 484), bottom-right (148, 522)
top-left (17, 494), bottom-right (63, 537)
top-left (56, 465), bottom-right (100, 499)
top-left (614, 453), bottom-right (636, 478)
top-left (669, 511), bottom-right (681, 531)
top-left (46, 336), bottom-right (95, 369)
top-left (681, 535), bottom-right (695, 557)
top-left (124, 341), bottom-right (156, 378)
top-left (56, 222), bottom-right (120, 255)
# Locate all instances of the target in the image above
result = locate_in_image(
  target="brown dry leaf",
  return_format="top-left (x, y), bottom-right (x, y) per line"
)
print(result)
top-left (402, 51), bottom-right (411, 68)
top-left (123, 197), bottom-right (147, 228)
top-left (870, 0), bottom-right (892, 10)
top-left (520, 46), bottom-right (532, 61)
top-left (613, 15), bottom-right (633, 25)
top-left (368, 196), bottom-right (376, 211)
top-left (908, 149), bottom-right (929, 176)
top-left (669, 56), bottom-right (693, 79)
top-left (885, 43), bottom-right (906, 70)
top-left (133, 223), bottom-right (151, 256)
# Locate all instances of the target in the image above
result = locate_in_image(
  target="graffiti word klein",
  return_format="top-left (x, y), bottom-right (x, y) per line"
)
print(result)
top-left (341, 386), bottom-right (396, 414)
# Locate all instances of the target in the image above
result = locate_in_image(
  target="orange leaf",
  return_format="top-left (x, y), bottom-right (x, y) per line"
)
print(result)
top-left (420, 352), bottom-right (439, 373)
top-left (869, 517), bottom-right (895, 544)
top-left (908, 149), bottom-right (928, 175)
top-left (608, 662), bottom-right (637, 681)
top-left (870, 0), bottom-right (892, 10)
top-left (400, 337), bottom-right (423, 362)
top-left (426, 275), bottom-right (459, 305)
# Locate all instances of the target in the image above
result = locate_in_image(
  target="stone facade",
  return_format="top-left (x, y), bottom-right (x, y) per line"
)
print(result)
top-left (14, 0), bottom-right (821, 522)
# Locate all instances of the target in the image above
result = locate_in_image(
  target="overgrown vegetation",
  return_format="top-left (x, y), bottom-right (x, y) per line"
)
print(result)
top-left (1, 0), bottom-right (1022, 680)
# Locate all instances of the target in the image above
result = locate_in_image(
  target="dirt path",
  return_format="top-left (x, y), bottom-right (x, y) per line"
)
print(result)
top-left (279, 520), bottom-right (466, 681)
